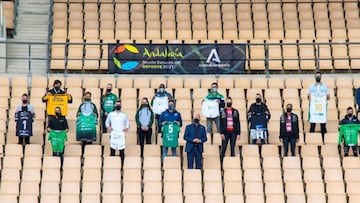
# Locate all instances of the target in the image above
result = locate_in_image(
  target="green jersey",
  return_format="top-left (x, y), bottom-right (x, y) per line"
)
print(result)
top-left (162, 122), bottom-right (180, 147)
top-left (76, 114), bottom-right (97, 142)
top-left (101, 93), bottom-right (118, 113)
top-left (48, 130), bottom-right (67, 153)
top-left (338, 124), bottom-right (360, 146)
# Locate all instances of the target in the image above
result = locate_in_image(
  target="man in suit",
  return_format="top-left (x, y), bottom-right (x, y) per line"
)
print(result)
top-left (183, 113), bottom-right (208, 169)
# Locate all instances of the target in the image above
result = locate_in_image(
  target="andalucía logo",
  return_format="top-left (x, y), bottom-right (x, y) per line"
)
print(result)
top-left (113, 44), bottom-right (140, 71)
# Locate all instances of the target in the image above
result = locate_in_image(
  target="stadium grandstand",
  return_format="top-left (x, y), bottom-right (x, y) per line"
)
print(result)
top-left (0, 0), bottom-right (360, 202)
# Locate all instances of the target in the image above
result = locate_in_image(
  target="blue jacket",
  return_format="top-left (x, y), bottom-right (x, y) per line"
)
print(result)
top-left (183, 123), bottom-right (207, 153)
top-left (159, 109), bottom-right (182, 128)
top-left (356, 88), bottom-right (360, 108)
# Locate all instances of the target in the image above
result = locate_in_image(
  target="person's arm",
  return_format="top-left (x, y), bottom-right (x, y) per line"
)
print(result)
top-left (294, 114), bottom-right (300, 139)
top-left (159, 112), bottom-right (165, 127)
top-left (200, 126), bottom-right (208, 143)
top-left (183, 125), bottom-right (193, 142)
top-left (76, 104), bottom-right (82, 117)
top-left (92, 103), bottom-right (99, 118)
top-left (219, 96), bottom-right (225, 109)
top-left (279, 115), bottom-right (284, 139)
top-left (135, 109), bottom-right (141, 127)
top-left (42, 90), bottom-right (50, 103)
top-left (264, 104), bottom-right (271, 120)
top-left (66, 90), bottom-right (73, 103)
top-left (123, 114), bottom-right (130, 132)
top-left (149, 109), bottom-right (154, 127)
top-left (356, 88), bottom-right (360, 107)
top-left (338, 126), bottom-right (343, 145)
top-left (178, 112), bottom-right (183, 127)
top-left (64, 118), bottom-right (69, 132)
top-left (105, 113), bottom-right (111, 130)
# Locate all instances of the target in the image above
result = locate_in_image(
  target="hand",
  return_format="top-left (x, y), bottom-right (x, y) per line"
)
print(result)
top-left (141, 126), bottom-right (149, 131)
top-left (123, 128), bottom-right (129, 132)
top-left (107, 126), bottom-right (113, 132)
top-left (176, 121), bottom-right (180, 126)
top-left (265, 111), bottom-right (269, 115)
top-left (162, 121), bottom-right (166, 125)
top-left (221, 134), bottom-right (225, 140)
top-left (216, 99), bottom-right (220, 104)
top-left (104, 112), bottom-right (108, 116)
top-left (296, 139), bottom-right (299, 143)
top-left (279, 138), bottom-right (282, 143)
top-left (236, 135), bottom-right (240, 140)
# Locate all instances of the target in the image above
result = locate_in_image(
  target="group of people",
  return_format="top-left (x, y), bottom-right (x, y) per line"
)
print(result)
top-left (14, 72), bottom-right (360, 169)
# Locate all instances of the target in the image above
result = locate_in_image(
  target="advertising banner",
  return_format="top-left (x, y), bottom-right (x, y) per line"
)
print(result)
top-left (108, 43), bottom-right (246, 74)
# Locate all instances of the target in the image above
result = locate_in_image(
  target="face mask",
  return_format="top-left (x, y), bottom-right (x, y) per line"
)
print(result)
top-left (226, 103), bottom-right (232, 107)
top-left (348, 113), bottom-right (353, 117)
top-left (141, 104), bottom-right (149, 108)
top-left (315, 76), bottom-right (321, 83)
top-left (84, 98), bottom-right (91, 102)
top-left (54, 86), bottom-right (60, 91)
top-left (256, 98), bottom-right (261, 103)
top-left (194, 119), bottom-right (200, 124)
top-left (22, 100), bottom-right (27, 104)
top-left (115, 106), bottom-right (121, 110)
top-left (168, 105), bottom-right (174, 110)
top-left (21, 106), bottom-right (28, 112)
top-left (159, 88), bottom-right (165, 93)
top-left (56, 112), bottom-right (61, 116)
top-left (106, 89), bottom-right (112, 93)
top-left (211, 88), bottom-right (217, 93)
top-left (286, 108), bottom-right (292, 113)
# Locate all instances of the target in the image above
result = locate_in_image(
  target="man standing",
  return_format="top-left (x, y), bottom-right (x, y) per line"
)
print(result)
top-left (159, 100), bottom-right (182, 160)
top-left (279, 104), bottom-right (299, 157)
top-left (355, 87), bottom-right (360, 117)
top-left (42, 79), bottom-right (72, 119)
top-left (220, 97), bottom-right (240, 162)
top-left (338, 107), bottom-right (360, 157)
top-left (47, 107), bottom-right (69, 166)
top-left (135, 97), bottom-right (154, 157)
top-left (248, 93), bottom-right (271, 144)
top-left (152, 83), bottom-right (173, 134)
top-left (203, 82), bottom-right (225, 134)
top-left (101, 83), bottom-right (118, 133)
top-left (15, 93), bottom-right (35, 145)
top-left (308, 71), bottom-right (330, 140)
top-left (105, 100), bottom-right (130, 169)
top-left (183, 114), bottom-right (207, 169)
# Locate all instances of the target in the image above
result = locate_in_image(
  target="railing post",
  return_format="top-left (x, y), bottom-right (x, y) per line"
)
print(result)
top-left (28, 44), bottom-right (31, 74)
top-left (265, 44), bottom-right (270, 78)
top-left (316, 44), bottom-right (320, 72)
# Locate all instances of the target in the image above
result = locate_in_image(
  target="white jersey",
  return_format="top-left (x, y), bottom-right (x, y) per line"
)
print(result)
top-left (152, 96), bottom-right (169, 115)
top-left (202, 99), bottom-right (220, 118)
top-left (309, 94), bottom-right (327, 123)
top-left (105, 111), bottom-right (130, 150)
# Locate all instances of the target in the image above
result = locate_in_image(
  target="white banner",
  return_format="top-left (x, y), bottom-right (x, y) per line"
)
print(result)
top-left (309, 94), bottom-right (327, 123)
top-left (202, 99), bottom-right (220, 118)
top-left (152, 96), bottom-right (169, 115)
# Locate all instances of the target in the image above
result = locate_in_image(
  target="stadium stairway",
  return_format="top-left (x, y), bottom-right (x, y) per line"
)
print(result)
top-left (5, 0), bottom-right (50, 74)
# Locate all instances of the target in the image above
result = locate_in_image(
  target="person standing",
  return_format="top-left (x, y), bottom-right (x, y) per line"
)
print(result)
top-left (183, 114), bottom-right (207, 169)
top-left (15, 93), bottom-right (35, 145)
top-left (308, 71), bottom-right (330, 140)
top-left (101, 83), bottom-right (118, 133)
top-left (151, 83), bottom-right (173, 134)
top-left (159, 100), bottom-right (182, 160)
top-left (355, 87), bottom-right (360, 117)
top-left (135, 97), bottom-right (154, 157)
top-left (279, 104), bottom-right (299, 157)
top-left (76, 92), bottom-right (99, 152)
top-left (248, 93), bottom-right (271, 144)
top-left (338, 107), bottom-right (360, 157)
top-left (42, 79), bottom-right (72, 119)
top-left (105, 100), bottom-right (130, 169)
top-left (202, 82), bottom-right (225, 134)
top-left (47, 107), bottom-right (69, 166)
top-left (219, 97), bottom-right (240, 162)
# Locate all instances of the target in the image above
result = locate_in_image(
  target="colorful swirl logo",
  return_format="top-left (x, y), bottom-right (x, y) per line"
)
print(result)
top-left (113, 44), bottom-right (140, 71)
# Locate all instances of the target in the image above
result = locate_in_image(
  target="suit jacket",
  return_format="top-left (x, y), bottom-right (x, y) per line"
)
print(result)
top-left (279, 112), bottom-right (299, 139)
top-left (183, 123), bottom-right (207, 153)
top-left (220, 107), bottom-right (241, 135)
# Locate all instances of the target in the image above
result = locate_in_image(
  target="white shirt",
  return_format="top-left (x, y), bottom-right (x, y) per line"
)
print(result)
top-left (105, 111), bottom-right (130, 132)
top-left (202, 99), bottom-right (220, 118)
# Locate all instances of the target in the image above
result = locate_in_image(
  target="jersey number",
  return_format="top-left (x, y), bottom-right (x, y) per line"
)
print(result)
top-left (168, 124), bottom-right (173, 133)
top-left (22, 120), bottom-right (27, 130)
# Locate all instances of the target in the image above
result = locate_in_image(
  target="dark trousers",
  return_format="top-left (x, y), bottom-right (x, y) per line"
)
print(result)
top-left (110, 148), bottom-right (125, 168)
top-left (344, 145), bottom-right (358, 156)
top-left (52, 151), bottom-right (64, 167)
top-left (155, 114), bottom-right (161, 133)
top-left (309, 123), bottom-right (327, 134)
top-left (102, 113), bottom-right (108, 133)
top-left (18, 136), bottom-right (30, 145)
top-left (220, 131), bottom-right (237, 162)
top-left (282, 136), bottom-right (297, 156)
top-left (138, 127), bottom-right (152, 157)
top-left (81, 141), bottom-right (93, 155)
top-left (187, 146), bottom-right (202, 169)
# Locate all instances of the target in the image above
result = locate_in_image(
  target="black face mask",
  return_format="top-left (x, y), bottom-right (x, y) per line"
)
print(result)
top-left (194, 119), bottom-right (200, 124)
top-left (106, 89), bottom-right (112, 93)
top-left (54, 86), bottom-right (60, 91)
top-left (226, 103), bottom-right (232, 107)
top-left (22, 100), bottom-right (27, 104)
top-left (348, 113), bottom-right (353, 117)
top-left (115, 106), bottom-right (121, 110)
top-left (56, 112), bottom-right (61, 116)
top-left (286, 108), bottom-right (292, 113)
top-left (256, 98), bottom-right (261, 103)
top-left (315, 76), bottom-right (321, 83)
top-left (84, 98), bottom-right (91, 102)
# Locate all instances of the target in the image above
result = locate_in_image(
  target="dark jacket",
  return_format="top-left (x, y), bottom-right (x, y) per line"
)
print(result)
top-left (279, 112), bottom-right (299, 139)
top-left (220, 107), bottom-right (241, 135)
top-left (340, 115), bottom-right (360, 125)
top-left (183, 123), bottom-right (207, 153)
top-left (356, 88), bottom-right (360, 109)
top-left (248, 102), bottom-right (271, 129)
